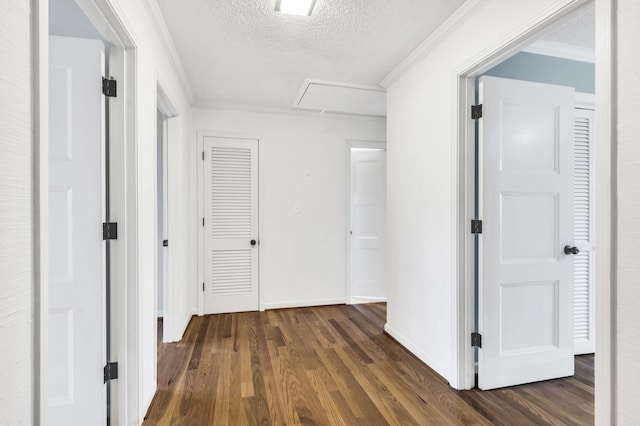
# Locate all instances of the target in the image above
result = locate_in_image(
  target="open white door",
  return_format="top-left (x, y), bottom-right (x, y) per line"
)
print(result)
top-left (478, 76), bottom-right (575, 390)
top-left (48, 36), bottom-right (106, 424)
top-left (350, 149), bottom-right (387, 303)
top-left (202, 137), bottom-right (259, 314)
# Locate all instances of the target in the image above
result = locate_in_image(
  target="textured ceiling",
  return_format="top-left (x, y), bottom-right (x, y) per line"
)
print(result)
top-left (543, 4), bottom-right (595, 49)
top-left (156, 0), bottom-right (466, 109)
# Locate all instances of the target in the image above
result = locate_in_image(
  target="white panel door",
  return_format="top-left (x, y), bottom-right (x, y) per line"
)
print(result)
top-left (48, 36), bottom-right (105, 424)
top-left (573, 107), bottom-right (595, 355)
top-left (350, 149), bottom-right (387, 303)
top-left (203, 137), bottom-right (259, 314)
top-left (478, 76), bottom-right (575, 390)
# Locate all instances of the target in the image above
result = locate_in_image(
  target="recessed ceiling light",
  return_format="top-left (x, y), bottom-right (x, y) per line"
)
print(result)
top-left (275, 0), bottom-right (316, 16)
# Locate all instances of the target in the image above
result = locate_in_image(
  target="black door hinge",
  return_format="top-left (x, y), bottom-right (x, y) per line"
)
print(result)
top-left (202, 217), bottom-right (205, 227)
top-left (202, 282), bottom-right (205, 292)
top-left (471, 332), bottom-right (482, 348)
top-left (471, 219), bottom-right (482, 234)
top-left (202, 152), bottom-right (205, 161)
top-left (103, 222), bottom-right (118, 240)
top-left (104, 362), bottom-right (118, 383)
top-left (102, 77), bottom-right (117, 97)
top-left (471, 104), bottom-right (482, 119)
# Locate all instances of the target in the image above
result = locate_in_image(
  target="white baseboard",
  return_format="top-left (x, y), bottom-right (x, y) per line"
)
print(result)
top-left (174, 312), bottom-right (193, 343)
top-left (263, 297), bottom-right (346, 311)
top-left (384, 323), bottom-right (451, 383)
top-left (349, 296), bottom-right (387, 305)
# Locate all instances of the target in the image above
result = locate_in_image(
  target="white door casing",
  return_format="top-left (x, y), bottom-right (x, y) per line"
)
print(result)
top-left (48, 36), bottom-right (106, 424)
top-left (203, 137), bottom-right (259, 314)
top-left (478, 76), bottom-right (575, 390)
top-left (350, 149), bottom-right (387, 303)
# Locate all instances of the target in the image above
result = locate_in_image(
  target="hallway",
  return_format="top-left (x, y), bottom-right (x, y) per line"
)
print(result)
top-left (144, 304), bottom-right (593, 425)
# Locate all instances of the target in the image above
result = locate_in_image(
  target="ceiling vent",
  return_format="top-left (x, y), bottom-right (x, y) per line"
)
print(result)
top-left (293, 80), bottom-right (386, 117)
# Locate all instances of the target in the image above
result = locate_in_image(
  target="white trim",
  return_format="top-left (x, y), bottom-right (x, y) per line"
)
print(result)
top-left (178, 313), bottom-right (194, 343)
top-left (33, 0), bottom-right (49, 422)
top-left (192, 98), bottom-right (386, 119)
top-left (380, 0), bottom-right (488, 88)
top-left (384, 324), bottom-right (451, 381)
top-left (142, 0), bottom-right (194, 103)
top-left (576, 91), bottom-right (596, 109)
top-left (522, 39), bottom-right (595, 63)
top-left (452, 0), bottom-right (597, 391)
top-left (263, 298), bottom-right (347, 311)
top-left (197, 131), bottom-right (263, 316)
top-left (349, 296), bottom-right (387, 305)
top-left (594, 0), bottom-right (614, 423)
top-left (345, 139), bottom-right (387, 307)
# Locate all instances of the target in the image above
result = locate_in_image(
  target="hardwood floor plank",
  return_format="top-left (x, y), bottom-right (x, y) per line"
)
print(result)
top-left (145, 304), bottom-right (594, 425)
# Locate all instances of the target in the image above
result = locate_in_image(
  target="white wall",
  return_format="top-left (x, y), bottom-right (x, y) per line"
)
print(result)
top-left (384, 0), bottom-right (579, 382)
top-left (190, 109), bottom-right (386, 310)
top-left (69, 0), bottom-right (195, 421)
top-left (616, 0), bottom-right (640, 422)
top-left (0, 0), bottom-right (32, 423)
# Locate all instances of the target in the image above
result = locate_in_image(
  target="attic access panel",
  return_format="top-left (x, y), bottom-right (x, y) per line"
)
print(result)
top-left (293, 80), bottom-right (387, 117)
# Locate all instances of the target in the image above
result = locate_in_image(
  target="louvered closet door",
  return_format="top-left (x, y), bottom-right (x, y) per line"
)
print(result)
top-left (203, 137), bottom-right (259, 314)
top-left (574, 108), bottom-right (595, 354)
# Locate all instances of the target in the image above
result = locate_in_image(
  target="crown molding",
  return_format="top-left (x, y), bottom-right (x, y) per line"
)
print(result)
top-left (380, 0), bottom-right (488, 88)
top-left (522, 39), bottom-right (595, 63)
top-left (142, 0), bottom-right (194, 103)
top-left (191, 99), bottom-right (387, 119)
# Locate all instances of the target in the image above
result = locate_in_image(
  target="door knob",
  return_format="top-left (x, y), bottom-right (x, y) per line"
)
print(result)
top-left (250, 239), bottom-right (257, 246)
top-left (564, 245), bottom-right (579, 255)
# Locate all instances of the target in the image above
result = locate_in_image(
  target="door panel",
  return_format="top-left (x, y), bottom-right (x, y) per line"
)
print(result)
top-left (203, 137), bottom-right (259, 314)
top-left (350, 149), bottom-right (386, 303)
top-left (573, 107), bottom-right (595, 354)
top-left (49, 36), bottom-right (105, 424)
top-left (479, 76), bottom-right (575, 390)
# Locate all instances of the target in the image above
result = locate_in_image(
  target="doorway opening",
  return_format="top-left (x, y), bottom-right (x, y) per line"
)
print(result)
top-left (156, 108), bottom-right (167, 345)
top-left (38, 0), bottom-right (138, 423)
top-left (347, 141), bottom-right (387, 305)
top-left (455, 1), bottom-right (601, 411)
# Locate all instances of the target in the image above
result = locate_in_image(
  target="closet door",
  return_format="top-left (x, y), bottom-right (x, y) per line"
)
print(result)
top-left (573, 107), bottom-right (595, 355)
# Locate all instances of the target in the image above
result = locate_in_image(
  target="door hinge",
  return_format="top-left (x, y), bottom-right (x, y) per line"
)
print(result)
top-left (103, 222), bottom-right (118, 240)
top-left (104, 362), bottom-right (118, 383)
top-left (471, 104), bottom-right (482, 119)
top-left (202, 217), bottom-right (205, 227)
top-left (102, 77), bottom-right (117, 97)
top-left (471, 219), bottom-right (482, 234)
top-left (202, 282), bottom-right (205, 292)
top-left (471, 332), bottom-right (482, 348)
top-left (202, 151), bottom-right (205, 161)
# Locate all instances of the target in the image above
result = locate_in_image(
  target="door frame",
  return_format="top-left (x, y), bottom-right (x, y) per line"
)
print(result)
top-left (345, 139), bottom-right (387, 305)
top-left (34, 0), bottom-right (139, 423)
top-left (197, 131), bottom-right (264, 314)
top-left (155, 82), bottom-right (179, 344)
top-left (453, 0), bottom-right (613, 423)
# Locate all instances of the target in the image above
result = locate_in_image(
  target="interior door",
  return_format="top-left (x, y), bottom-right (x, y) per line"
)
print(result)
top-left (350, 149), bottom-right (387, 303)
top-left (478, 76), bottom-right (575, 390)
top-left (48, 36), bottom-right (106, 424)
top-left (203, 137), bottom-right (259, 314)
top-left (573, 106), bottom-right (595, 355)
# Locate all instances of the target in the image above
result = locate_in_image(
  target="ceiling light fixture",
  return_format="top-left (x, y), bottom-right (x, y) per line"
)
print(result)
top-left (275, 0), bottom-right (316, 16)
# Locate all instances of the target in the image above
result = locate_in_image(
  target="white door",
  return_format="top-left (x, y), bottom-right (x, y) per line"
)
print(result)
top-left (350, 149), bottom-right (387, 304)
top-left (48, 36), bottom-right (106, 424)
top-left (478, 76), bottom-right (575, 390)
top-left (203, 137), bottom-right (259, 314)
top-left (573, 106), bottom-right (595, 355)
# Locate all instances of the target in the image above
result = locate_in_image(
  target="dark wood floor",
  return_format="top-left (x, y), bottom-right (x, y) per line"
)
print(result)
top-left (144, 304), bottom-right (593, 425)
